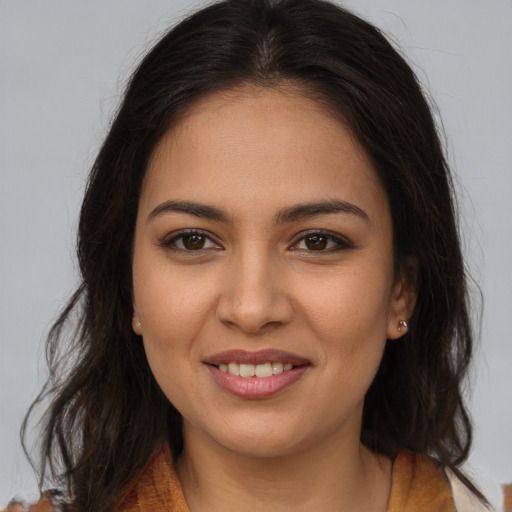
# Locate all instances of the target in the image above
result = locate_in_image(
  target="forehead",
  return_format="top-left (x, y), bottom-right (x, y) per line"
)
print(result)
top-left (141, 85), bottom-right (389, 224)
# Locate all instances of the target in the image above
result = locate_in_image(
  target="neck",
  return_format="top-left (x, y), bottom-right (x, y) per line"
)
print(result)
top-left (175, 422), bottom-right (392, 512)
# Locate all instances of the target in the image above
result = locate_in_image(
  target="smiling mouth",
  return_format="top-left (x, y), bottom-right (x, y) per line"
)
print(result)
top-left (203, 350), bottom-right (310, 398)
top-left (216, 361), bottom-right (301, 377)
top-left (203, 349), bottom-right (310, 378)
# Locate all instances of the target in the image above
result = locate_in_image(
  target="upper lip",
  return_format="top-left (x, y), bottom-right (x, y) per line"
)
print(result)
top-left (203, 349), bottom-right (310, 366)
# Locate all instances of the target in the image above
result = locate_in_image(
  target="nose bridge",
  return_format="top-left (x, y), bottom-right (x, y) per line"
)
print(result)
top-left (216, 244), bottom-right (292, 333)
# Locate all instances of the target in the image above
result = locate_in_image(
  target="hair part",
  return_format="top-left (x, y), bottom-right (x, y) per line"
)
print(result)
top-left (23, 0), bottom-right (486, 509)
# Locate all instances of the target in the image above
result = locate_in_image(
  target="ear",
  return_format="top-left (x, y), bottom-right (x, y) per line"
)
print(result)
top-left (132, 307), bottom-right (143, 335)
top-left (387, 256), bottom-right (418, 340)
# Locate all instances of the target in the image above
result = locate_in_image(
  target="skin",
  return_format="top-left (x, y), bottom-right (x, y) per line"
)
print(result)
top-left (131, 85), bottom-right (416, 512)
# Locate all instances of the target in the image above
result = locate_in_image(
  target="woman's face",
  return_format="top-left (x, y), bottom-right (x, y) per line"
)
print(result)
top-left (132, 85), bottom-right (415, 458)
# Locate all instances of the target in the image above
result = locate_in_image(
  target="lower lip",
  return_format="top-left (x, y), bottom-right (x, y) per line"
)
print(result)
top-left (206, 365), bottom-right (310, 399)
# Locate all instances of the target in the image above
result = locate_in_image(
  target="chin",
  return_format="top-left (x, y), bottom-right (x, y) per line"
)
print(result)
top-left (221, 432), bottom-right (302, 459)
top-left (216, 414), bottom-right (325, 459)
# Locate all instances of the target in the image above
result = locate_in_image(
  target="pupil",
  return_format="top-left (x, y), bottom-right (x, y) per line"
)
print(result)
top-left (306, 235), bottom-right (327, 250)
top-left (184, 234), bottom-right (205, 250)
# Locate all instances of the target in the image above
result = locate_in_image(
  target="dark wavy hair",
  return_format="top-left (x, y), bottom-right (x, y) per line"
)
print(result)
top-left (22, 0), bottom-right (485, 510)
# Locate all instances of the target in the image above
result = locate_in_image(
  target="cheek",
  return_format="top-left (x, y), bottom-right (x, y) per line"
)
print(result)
top-left (297, 264), bottom-right (393, 340)
top-left (134, 258), bottom-right (217, 332)
top-left (132, 262), bottom-right (214, 382)
top-left (134, 269), bottom-right (224, 429)
top-left (137, 277), bottom-right (210, 413)
top-left (296, 264), bottom-right (392, 386)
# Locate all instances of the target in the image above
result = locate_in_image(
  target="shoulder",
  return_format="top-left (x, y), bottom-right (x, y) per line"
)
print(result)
top-left (116, 444), bottom-right (188, 512)
top-left (389, 451), bottom-right (501, 512)
top-left (504, 483), bottom-right (512, 512)
top-left (388, 450), bottom-right (456, 512)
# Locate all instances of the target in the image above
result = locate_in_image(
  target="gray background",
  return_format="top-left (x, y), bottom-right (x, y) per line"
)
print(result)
top-left (1, 0), bottom-right (511, 503)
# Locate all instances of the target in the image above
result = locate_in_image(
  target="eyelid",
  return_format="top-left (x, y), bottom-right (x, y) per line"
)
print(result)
top-left (289, 229), bottom-right (354, 251)
top-left (160, 229), bottom-right (223, 250)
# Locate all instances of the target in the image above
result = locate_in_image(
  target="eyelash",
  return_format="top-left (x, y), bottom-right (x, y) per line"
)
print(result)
top-left (160, 230), bottom-right (221, 252)
top-left (160, 229), bottom-right (354, 253)
top-left (290, 230), bottom-right (354, 253)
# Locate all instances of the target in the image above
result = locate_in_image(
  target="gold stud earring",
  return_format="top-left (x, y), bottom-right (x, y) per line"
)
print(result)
top-left (398, 320), bottom-right (408, 333)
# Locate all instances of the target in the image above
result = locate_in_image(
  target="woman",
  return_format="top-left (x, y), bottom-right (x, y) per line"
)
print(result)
top-left (5, 0), bottom-right (494, 510)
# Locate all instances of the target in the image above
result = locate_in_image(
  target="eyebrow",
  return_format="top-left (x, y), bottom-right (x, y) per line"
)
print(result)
top-left (274, 200), bottom-right (369, 224)
top-left (147, 200), bottom-right (230, 223)
top-left (147, 199), bottom-right (369, 224)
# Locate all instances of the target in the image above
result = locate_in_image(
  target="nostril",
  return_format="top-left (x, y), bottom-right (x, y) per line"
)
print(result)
top-left (215, 291), bottom-right (294, 335)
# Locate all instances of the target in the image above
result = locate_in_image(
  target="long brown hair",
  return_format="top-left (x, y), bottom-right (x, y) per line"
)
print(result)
top-left (23, 0), bottom-right (485, 510)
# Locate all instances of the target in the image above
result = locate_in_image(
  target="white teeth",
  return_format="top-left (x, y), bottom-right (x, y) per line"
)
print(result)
top-left (239, 363), bottom-right (255, 377)
top-left (272, 362), bottom-right (284, 375)
top-left (228, 362), bottom-right (239, 376)
top-left (255, 362), bottom-right (273, 377)
top-left (219, 361), bottom-right (295, 377)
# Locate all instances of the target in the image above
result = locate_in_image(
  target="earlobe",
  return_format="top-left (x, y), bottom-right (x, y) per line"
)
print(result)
top-left (387, 257), bottom-right (418, 340)
top-left (132, 289), bottom-right (143, 335)
top-left (132, 310), bottom-right (143, 335)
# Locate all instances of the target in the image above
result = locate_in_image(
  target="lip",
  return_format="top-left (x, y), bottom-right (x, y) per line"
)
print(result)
top-left (203, 349), bottom-right (309, 366)
top-left (203, 349), bottom-right (311, 399)
top-left (206, 364), bottom-right (310, 399)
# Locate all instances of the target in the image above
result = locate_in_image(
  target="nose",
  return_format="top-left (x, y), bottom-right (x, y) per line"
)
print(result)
top-left (215, 250), bottom-right (294, 334)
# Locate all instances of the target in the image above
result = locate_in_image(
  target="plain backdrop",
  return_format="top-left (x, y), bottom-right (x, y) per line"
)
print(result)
top-left (1, 0), bottom-right (511, 503)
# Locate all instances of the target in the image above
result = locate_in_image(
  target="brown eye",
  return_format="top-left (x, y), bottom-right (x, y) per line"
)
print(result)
top-left (291, 231), bottom-right (353, 253)
top-left (182, 234), bottom-right (206, 250)
top-left (304, 234), bottom-right (328, 250)
top-left (163, 231), bottom-right (220, 251)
